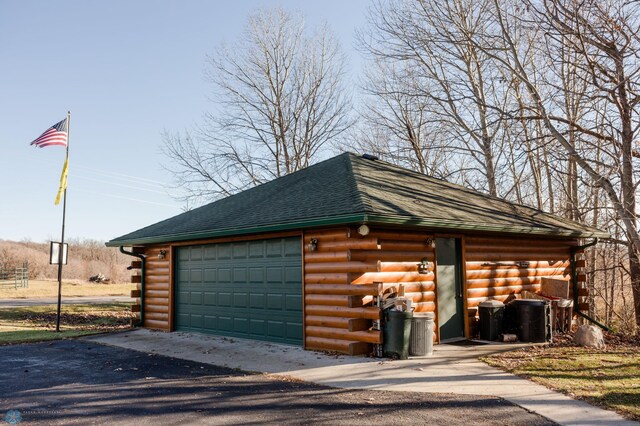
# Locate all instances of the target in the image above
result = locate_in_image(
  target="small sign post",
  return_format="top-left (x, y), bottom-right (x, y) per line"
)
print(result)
top-left (50, 241), bottom-right (68, 332)
top-left (49, 242), bottom-right (68, 265)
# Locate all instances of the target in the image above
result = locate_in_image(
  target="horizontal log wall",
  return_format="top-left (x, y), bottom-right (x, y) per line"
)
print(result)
top-left (128, 229), bottom-right (584, 354)
top-left (574, 251), bottom-right (589, 311)
top-left (303, 227), bottom-right (435, 355)
top-left (141, 245), bottom-right (171, 330)
top-left (464, 236), bottom-right (575, 333)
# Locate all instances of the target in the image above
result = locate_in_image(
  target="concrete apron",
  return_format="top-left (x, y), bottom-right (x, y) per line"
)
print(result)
top-left (88, 329), bottom-right (637, 426)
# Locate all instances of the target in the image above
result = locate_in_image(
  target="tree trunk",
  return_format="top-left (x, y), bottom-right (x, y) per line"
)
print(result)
top-left (627, 245), bottom-right (640, 331)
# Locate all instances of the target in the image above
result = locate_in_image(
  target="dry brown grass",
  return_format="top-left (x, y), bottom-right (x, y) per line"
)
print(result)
top-left (0, 239), bottom-right (131, 283)
top-left (0, 280), bottom-right (136, 299)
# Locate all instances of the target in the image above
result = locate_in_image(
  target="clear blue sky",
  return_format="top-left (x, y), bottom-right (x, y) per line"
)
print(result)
top-left (0, 0), bottom-right (369, 243)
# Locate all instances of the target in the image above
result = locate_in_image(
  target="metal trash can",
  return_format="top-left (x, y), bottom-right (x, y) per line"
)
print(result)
top-left (478, 300), bottom-right (505, 341)
top-left (515, 299), bottom-right (551, 342)
top-left (409, 312), bottom-right (435, 356)
top-left (383, 309), bottom-right (413, 359)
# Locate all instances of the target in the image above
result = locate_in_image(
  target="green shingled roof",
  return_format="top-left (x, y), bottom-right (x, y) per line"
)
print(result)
top-left (106, 153), bottom-right (607, 246)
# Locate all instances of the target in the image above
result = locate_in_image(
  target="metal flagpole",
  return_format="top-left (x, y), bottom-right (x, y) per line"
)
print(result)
top-left (55, 111), bottom-right (70, 332)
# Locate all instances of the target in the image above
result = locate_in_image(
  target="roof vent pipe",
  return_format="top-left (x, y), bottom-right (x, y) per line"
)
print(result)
top-left (361, 154), bottom-right (379, 161)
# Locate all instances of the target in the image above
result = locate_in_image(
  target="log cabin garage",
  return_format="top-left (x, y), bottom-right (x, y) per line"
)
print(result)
top-left (106, 153), bottom-right (607, 355)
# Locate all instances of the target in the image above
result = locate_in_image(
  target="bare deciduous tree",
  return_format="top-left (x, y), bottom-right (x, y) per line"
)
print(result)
top-left (351, 59), bottom-right (452, 177)
top-left (360, 0), bottom-right (511, 196)
top-left (476, 0), bottom-right (640, 327)
top-left (362, 0), bottom-right (640, 329)
top-left (163, 8), bottom-right (353, 202)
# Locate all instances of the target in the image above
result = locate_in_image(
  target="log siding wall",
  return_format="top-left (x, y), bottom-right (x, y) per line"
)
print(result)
top-left (129, 229), bottom-right (584, 355)
top-left (137, 244), bottom-right (171, 330)
top-left (303, 228), bottom-right (436, 355)
top-left (464, 236), bottom-right (575, 335)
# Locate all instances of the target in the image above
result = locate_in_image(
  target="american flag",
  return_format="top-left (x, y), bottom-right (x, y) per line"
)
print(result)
top-left (30, 118), bottom-right (68, 148)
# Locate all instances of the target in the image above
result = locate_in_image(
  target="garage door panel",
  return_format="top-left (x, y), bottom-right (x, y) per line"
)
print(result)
top-left (285, 266), bottom-right (302, 283)
top-left (218, 292), bottom-right (232, 306)
top-left (266, 267), bottom-right (283, 283)
top-left (204, 315), bottom-right (217, 329)
top-left (284, 239), bottom-right (301, 256)
top-left (267, 320), bottom-right (285, 338)
top-left (177, 291), bottom-right (190, 304)
top-left (204, 268), bottom-right (216, 282)
top-left (190, 269), bottom-right (203, 283)
top-left (286, 294), bottom-right (302, 310)
top-left (266, 240), bottom-right (283, 257)
top-left (204, 246), bottom-right (217, 260)
top-left (267, 293), bottom-right (283, 309)
top-left (204, 292), bottom-right (217, 305)
top-left (177, 313), bottom-right (189, 324)
top-left (190, 314), bottom-right (203, 328)
top-left (218, 244), bottom-right (232, 259)
top-left (249, 241), bottom-right (265, 258)
top-left (179, 249), bottom-right (190, 261)
top-left (234, 292), bottom-right (248, 308)
top-left (250, 293), bottom-right (265, 308)
top-left (218, 268), bottom-right (232, 283)
top-left (233, 268), bottom-right (247, 283)
top-left (287, 322), bottom-right (302, 339)
top-left (175, 237), bottom-right (303, 345)
top-left (219, 316), bottom-right (233, 331)
top-left (250, 319), bottom-right (265, 335)
top-left (234, 317), bottom-right (249, 333)
top-left (190, 247), bottom-right (203, 261)
top-left (233, 243), bottom-right (248, 259)
top-left (249, 267), bottom-right (264, 283)
top-left (190, 292), bottom-right (203, 305)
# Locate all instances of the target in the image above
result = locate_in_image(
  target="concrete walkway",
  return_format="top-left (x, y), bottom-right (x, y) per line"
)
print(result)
top-left (0, 296), bottom-right (131, 308)
top-left (88, 329), bottom-right (638, 426)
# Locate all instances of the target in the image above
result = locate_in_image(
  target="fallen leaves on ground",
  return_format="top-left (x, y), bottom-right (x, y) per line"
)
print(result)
top-left (483, 331), bottom-right (640, 421)
top-left (4, 306), bottom-right (135, 331)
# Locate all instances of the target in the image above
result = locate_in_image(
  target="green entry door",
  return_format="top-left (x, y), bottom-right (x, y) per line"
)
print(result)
top-left (436, 238), bottom-right (465, 341)
top-left (175, 237), bottom-right (303, 345)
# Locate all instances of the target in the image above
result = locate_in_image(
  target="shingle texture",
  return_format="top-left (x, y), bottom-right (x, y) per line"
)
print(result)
top-left (107, 153), bottom-right (606, 246)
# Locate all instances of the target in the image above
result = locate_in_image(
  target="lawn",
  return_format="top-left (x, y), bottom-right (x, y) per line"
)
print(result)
top-left (483, 338), bottom-right (640, 421)
top-left (0, 303), bottom-right (135, 344)
top-left (0, 279), bottom-right (136, 299)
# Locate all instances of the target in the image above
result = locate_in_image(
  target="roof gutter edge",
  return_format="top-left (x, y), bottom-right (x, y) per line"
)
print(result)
top-left (105, 214), bottom-right (368, 247)
top-left (106, 213), bottom-right (610, 247)
top-left (365, 214), bottom-right (611, 239)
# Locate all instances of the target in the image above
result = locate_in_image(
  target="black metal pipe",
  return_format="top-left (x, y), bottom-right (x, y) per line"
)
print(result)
top-left (120, 246), bottom-right (146, 327)
top-left (570, 238), bottom-right (610, 331)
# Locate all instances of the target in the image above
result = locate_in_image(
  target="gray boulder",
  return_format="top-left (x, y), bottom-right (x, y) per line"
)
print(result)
top-left (573, 324), bottom-right (606, 349)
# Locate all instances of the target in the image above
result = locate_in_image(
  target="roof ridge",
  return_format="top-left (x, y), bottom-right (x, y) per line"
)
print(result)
top-left (346, 153), bottom-right (374, 214)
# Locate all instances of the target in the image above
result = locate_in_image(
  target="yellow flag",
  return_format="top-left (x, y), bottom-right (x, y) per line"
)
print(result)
top-left (54, 157), bottom-right (69, 206)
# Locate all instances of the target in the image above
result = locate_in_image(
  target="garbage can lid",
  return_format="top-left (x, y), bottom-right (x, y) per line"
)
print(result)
top-left (413, 312), bottom-right (435, 319)
top-left (557, 298), bottom-right (574, 308)
top-left (479, 300), bottom-right (505, 308)
top-left (514, 299), bottom-right (548, 306)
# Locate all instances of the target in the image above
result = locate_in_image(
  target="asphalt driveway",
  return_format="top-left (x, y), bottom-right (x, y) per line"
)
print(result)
top-left (0, 340), bottom-right (552, 425)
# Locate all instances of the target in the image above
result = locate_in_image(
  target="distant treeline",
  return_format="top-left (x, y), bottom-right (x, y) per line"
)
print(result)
top-left (0, 239), bottom-right (130, 283)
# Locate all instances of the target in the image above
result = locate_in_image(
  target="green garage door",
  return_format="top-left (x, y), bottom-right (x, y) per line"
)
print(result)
top-left (175, 237), bottom-right (303, 345)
